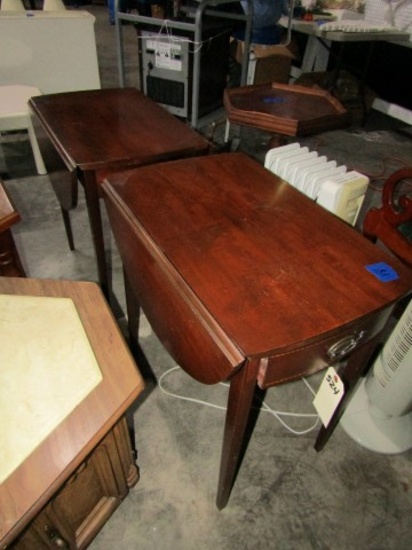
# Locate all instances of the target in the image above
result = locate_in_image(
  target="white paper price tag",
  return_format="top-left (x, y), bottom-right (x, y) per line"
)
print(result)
top-left (313, 367), bottom-right (345, 427)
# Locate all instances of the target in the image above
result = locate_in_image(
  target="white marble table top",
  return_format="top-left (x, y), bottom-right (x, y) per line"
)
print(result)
top-left (0, 295), bottom-right (102, 483)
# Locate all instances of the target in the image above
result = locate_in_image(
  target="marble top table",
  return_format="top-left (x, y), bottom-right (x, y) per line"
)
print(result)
top-left (0, 277), bottom-right (144, 547)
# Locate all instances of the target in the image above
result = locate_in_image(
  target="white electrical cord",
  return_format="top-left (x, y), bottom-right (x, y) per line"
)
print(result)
top-left (158, 365), bottom-right (320, 435)
top-left (157, 19), bottom-right (204, 53)
top-left (149, 19), bottom-right (231, 55)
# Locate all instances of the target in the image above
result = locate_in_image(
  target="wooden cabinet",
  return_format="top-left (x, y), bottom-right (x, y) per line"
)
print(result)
top-left (0, 279), bottom-right (144, 548)
top-left (0, 181), bottom-right (25, 277)
top-left (11, 419), bottom-right (138, 550)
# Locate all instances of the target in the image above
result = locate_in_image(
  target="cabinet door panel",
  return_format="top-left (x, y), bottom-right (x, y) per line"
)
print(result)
top-left (10, 419), bottom-right (138, 550)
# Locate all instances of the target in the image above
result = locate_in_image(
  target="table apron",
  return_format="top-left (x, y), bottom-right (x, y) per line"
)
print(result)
top-left (257, 305), bottom-right (394, 389)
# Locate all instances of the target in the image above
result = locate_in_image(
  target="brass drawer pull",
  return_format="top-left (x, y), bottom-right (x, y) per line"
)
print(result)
top-left (44, 524), bottom-right (69, 548)
top-left (327, 330), bottom-right (367, 361)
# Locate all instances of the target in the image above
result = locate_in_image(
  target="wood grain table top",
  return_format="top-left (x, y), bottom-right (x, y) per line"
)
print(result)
top-left (224, 83), bottom-right (349, 136)
top-left (102, 152), bottom-right (412, 359)
top-left (29, 88), bottom-right (211, 173)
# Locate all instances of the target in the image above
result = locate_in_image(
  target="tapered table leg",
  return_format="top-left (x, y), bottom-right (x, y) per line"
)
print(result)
top-left (216, 359), bottom-right (260, 510)
top-left (82, 171), bottom-right (108, 295)
top-left (125, 270), bottom-right (141, 354)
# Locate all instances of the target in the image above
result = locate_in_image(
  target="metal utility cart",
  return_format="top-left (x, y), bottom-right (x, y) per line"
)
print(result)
top-left (115, 0), bottom-right (252, 128)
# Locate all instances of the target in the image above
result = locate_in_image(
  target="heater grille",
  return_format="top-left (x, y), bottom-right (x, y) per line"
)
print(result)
top-left (264, 143), bottom-right (369, 226)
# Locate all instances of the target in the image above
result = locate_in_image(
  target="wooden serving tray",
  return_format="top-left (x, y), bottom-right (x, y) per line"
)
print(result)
top-left (224, 83), bottom-right (349, 136)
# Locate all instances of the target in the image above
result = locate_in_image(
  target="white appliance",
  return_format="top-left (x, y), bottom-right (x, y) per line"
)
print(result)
top-left (264, 143), bottom-right (369, 226)
top-left (341, 299), bottom-right (412, 454)
top-left (0, 11), bottom-right (101, 94)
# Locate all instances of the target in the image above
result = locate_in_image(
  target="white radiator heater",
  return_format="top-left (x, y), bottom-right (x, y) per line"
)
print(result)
top-left (264, 143), bottom-right (369, 226)
top-left (341, 299), bottom-right (412, 454)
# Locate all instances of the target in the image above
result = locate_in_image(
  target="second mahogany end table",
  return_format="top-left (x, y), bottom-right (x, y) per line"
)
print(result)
top-left (29, 88), bottom-right (211, 295)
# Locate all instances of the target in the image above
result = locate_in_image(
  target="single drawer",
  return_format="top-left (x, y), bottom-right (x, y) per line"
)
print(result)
top-left (257, 306), bottom-right (393, 389)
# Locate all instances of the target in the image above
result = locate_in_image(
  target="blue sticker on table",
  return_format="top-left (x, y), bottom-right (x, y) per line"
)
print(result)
top-left (262, 97), bottom-right (285, 104)
top-left (365, 262), bottom-right (399, 282)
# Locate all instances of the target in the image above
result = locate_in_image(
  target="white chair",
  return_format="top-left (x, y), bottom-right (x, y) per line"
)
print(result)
top-left (0, 0), bottom-right (25, 10)
top-left (42, 0), bottom-right (66, 10)
top-left (0, 85), bottom-right (47, 175)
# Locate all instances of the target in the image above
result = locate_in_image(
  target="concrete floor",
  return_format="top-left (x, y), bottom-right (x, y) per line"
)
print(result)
top-left (1, 5), bottom-right (412, 550)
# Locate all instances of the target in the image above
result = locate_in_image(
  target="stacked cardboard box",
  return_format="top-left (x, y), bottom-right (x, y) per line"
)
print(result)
top-left (235, 40), bottom-right (295, 85)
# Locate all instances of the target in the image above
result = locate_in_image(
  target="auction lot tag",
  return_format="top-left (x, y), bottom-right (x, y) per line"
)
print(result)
top-left (313, 367), bottom-right (345, 427)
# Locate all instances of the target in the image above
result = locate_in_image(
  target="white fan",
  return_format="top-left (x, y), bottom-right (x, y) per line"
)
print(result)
top-left (341, 299), bottom-right (412, 454)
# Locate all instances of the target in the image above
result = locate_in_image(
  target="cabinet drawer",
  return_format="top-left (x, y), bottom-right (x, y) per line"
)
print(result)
top-left (257, 306), bottom-right (393, 389)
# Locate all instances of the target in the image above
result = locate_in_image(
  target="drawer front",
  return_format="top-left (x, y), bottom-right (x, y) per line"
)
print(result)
top-left (257, 306), bottom-right (394, 389)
